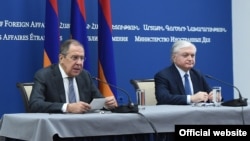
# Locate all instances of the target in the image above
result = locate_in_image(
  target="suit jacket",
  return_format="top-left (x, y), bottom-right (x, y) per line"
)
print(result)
top-left (154, 64), bottom-right (212, 105)
top-left (29, 64), bottom-right (103, 113)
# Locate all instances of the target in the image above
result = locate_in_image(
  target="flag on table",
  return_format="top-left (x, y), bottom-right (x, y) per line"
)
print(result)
top-left (70, 0), bottom-right (90, 70)
top-left (44, 0), bottom-right (60, 67)
top-left (98, 0), bottom-right (117, 98)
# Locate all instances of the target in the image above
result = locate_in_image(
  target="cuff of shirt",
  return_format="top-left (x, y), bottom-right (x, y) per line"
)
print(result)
top-left (187, 95), bottom-right (191, 104)
top-left (62, 103), bottom-right (68, 113)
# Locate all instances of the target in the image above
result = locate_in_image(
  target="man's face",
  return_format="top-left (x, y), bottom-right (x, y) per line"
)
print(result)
top-left (172, 46), bottom-right (196, 72)
top-left (60, 44), bottom-right (85, 77)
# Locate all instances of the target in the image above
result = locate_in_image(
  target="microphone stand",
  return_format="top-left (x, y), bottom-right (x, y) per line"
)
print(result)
top-left (205, 75), bottom-right (248, 107)
top-left (92, 77), bottom-right (138, 113)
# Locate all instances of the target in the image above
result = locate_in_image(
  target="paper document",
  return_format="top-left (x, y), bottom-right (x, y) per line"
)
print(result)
top-left (90, 98), bottom-right (106, 110)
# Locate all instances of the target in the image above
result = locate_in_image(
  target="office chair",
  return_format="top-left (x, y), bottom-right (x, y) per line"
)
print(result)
top-left (130, 79), bottom-right (157, 105)
top-left (16, 82), bottom-right (34, 113)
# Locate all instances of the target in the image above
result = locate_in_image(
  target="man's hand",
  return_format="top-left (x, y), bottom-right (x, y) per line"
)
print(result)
top-left (104, 96), bottom-right (118, 109)
top-left (191, 91), bottom-right (209, 103)
top-left (67, 101), bottom-right (91, 113)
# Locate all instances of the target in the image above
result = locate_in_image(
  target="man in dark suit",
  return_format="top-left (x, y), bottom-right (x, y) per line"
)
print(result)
top-left (29, 39), bottom-right (117, 113)
top-left (154, 40), bottom-right (215, 105)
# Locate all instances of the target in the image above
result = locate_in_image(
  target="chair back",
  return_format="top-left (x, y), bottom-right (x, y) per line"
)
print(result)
top-left (130, 79), bottom-right (157, 105)
top-left (16, 82), bottom-right (34, 113)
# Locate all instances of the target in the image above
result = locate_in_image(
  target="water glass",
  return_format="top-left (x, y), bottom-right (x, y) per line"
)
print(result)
top-left (212, 86), bottom-right (222, 106)
top-left (136, 89), bottom-right (145, 106)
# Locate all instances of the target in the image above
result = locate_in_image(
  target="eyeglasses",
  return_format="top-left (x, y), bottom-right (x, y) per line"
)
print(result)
top-left (69, 55), bottom-right (86, 62)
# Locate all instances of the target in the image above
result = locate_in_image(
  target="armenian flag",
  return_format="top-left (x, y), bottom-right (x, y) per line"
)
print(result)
top-left (44, 0), bottom-right (60, 67)
top-left (98, 0), bottom-right (117, 98)
top-left (70, 0), bottom-right (90, 70)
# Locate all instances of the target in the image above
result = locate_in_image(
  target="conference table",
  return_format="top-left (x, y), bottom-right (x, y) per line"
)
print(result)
top-left (0, 104), bottom-right (249, 141)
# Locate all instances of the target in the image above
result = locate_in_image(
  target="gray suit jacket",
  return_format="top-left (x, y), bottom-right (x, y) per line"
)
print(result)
top-left (154, 64), bottom-right (212, 105)
top-left (29, 64), bottom-right (103, 113)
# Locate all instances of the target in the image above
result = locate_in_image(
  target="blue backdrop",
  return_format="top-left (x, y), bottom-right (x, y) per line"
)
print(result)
top-left (0, 0), bottom-right (232, 116)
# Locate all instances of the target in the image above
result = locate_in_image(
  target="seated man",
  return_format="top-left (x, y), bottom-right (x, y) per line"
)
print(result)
top-left (29, 39), bottom-right (117, 113)
top-left (154, 40), bottom-right (219, 105)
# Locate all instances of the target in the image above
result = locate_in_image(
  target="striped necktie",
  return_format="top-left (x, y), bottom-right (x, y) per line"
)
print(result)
top-left (184, 73), bottom-right (192, 95)
top-left (68, 77), bottom-right (76, 103)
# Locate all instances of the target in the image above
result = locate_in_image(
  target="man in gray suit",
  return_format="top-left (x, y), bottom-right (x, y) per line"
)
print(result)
top-left (154, 40), bottom-right (217, 105)
top-left (29, 39), bottom-right (117, 113)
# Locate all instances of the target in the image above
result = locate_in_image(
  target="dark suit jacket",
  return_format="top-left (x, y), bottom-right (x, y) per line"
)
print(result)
top-left (29, 64), bottom-right (103, 113)
top-left (154, 64), bottom-right (212, 105)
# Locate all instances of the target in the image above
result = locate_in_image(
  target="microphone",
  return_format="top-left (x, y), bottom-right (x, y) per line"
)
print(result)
top-left (92, 77), bottom-right (138, 113)
top-left (205, 74), bottom-right (247, 107)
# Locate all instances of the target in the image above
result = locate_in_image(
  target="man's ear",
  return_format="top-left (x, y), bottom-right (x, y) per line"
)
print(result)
top-left (59, 54), bottom-right (63, 61)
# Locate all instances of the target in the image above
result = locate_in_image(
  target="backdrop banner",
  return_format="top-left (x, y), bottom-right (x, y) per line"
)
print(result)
top-left (0, 0), bottom-right (232, 116)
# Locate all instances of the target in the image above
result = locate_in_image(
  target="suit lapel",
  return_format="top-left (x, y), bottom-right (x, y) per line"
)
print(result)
top-left (75, 75), bottom-right (85, 101)
top-left (189, 70), bottom-right (198, 94)
top-left (171, 65), bottom-right (186, 95)
top-left (52, 65), bottom-right (67, 102)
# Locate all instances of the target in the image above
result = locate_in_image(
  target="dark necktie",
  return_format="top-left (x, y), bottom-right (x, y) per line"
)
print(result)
top-left (184, 73), bottom-right (192, 95)
top-left (68, 77), bottom-right (76, 103)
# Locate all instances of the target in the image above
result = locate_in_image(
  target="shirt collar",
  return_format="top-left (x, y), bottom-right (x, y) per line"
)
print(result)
top-left (59, 64), bottom-right (68, 79)
top-left (175, 64), bottom-right (190, 77)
